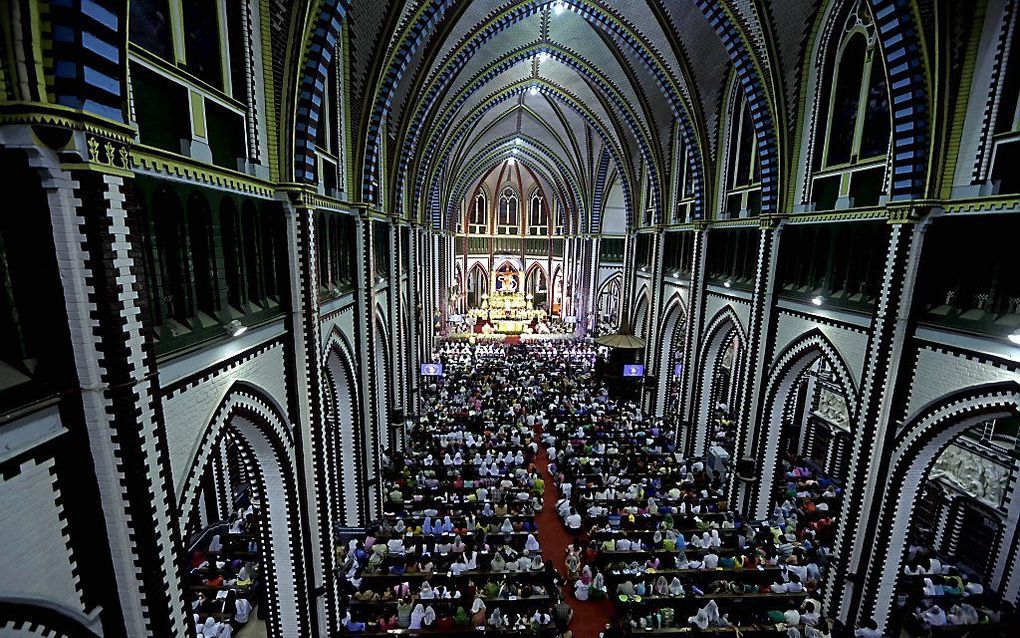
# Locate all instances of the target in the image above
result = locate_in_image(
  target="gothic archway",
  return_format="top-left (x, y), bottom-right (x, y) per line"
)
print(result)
top-left (861, 382), bottom-right (1020, 633)
top-left (749, 331), bottom-right (859, 517)
top-left (176, 382), bottom-right (309, 638)
top-left (692, 306), bottom-right (746, 457)
top-left (323, 331), bottom-right (363, 526)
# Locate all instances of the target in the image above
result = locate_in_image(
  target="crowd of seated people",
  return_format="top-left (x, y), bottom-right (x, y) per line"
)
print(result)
top-left (896, 543), bottom-right (1015, 636)
top-left (543, 385), bottom-right (859, 636)
top-left (187, 504), bottom-right (261, 637)
top-left (333, 337), bottom-right (1016, 637)
top-left (336, 340), bottom-right (595, 634)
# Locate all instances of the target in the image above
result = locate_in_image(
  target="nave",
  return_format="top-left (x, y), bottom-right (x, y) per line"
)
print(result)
top-left (329, 340), bottom-right (1006, 638)
top-left (4, 2), bottom-right (1020, 638)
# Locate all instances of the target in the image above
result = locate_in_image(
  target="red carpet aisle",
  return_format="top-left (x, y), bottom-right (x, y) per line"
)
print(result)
top-left (533, 430), bottom-right (615, 637)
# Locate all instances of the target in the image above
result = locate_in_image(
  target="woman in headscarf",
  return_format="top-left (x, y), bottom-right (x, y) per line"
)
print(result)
top-left (500, 517), bottom-right (514, 534)
top-left (524, 533), bottom-right (540, 552)
top-left (919, 604), bottom-right (947, 627)
top-left (669, 577), bottom-right (685, 597)
top-left (574, 578), bottom-right (590, 601)
top-left (489, 552), bottom-right (507, 572)
top-left (430, 518), bottom-right (445, 536)
top-left (591, 571), bottom-right (606, 599)
top-left (530, 553), bottom-right (544, 572)
top-left (454, 605), bottom-right (470, 626)
top-left (688, 602), bottom-right (716, 630)
top-left (419, 581), bottom-right (435, 599)
top-left (488, 608), bottom-right (506, 629)
top-left (632, 578), bottom-right (646, 596)
top-left (409, 604), bottom-right (427, 630)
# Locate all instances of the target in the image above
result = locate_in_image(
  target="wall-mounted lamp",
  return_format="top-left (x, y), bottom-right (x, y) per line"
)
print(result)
top-left (225, 320), bottom-right (247, 338)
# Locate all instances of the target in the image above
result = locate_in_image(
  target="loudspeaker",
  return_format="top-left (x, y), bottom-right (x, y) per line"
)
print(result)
top-left (736, 457), bottom-right (757, 481)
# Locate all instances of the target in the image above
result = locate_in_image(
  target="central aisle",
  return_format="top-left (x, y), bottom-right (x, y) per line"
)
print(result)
top-left (533, 427), bottom-right (615, 637)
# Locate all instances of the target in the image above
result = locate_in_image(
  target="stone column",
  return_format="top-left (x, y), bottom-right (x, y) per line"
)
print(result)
top-left (728, 217), bottom-right (783, 515)
top-left (828, 210), bottom-right (928, 626)
top-left (678, 226), bottom-right (709, 453)
top-left (16, 126), bottom-right (193, 637)
top-left (280, 192), bottom-right (340, 636)
top-left (352, 215), bottom-right (383, 520)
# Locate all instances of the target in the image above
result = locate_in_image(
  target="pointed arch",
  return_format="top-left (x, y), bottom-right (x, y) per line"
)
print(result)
top-left (692, 305), bottom-right (747, 456)
top-left (862, 381), bottom-right (1020, 631)
top-left (750, 329), bottom-right (860, 516)
top-left (632, 287), bottom-right (651, 340)
top-left (372, 309), bottom-right (391, 516)
top-left (655, 293), bottom-right (688, 416)
top-left (322, 328), bottom-right (364, 526)
top-left (0, 600), bottom-right (101, 638)
top-left (175, 381), bottom-right (308, 638)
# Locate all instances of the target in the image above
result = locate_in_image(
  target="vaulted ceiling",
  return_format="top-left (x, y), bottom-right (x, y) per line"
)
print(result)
top-left (325, 0), bottom-right (832, 229)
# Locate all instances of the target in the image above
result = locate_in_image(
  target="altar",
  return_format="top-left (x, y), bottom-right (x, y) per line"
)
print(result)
top-left (466, 265), bottom-right (546, 334)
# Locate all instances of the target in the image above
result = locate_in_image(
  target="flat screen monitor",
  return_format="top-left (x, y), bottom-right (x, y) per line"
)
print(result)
top-left (420, 363), bottom-right (444, 376)
top-left (622, 364), bottom-right (644, 378)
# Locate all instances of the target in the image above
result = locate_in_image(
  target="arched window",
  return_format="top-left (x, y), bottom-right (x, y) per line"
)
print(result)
top-left (497, 186), bottom-right (519, 235)
top-left (528, 192), bottom-right (547, 235)
top-left (812, 4), bottom-right (890, 210)
top-left (318, 54), bottom-right (343, 195)
top-left (721, 89), bottom-right (761, 219)
top-left (988, 9), bottom-right (1020, 193)
top-left (153, 188), bottom-right (190, 323)
top-left (674, 131), bottom-right (695, 223)
top-left (186, 193), bottom-right (217, 317)
top-left (469, 192), bottom-right (488, 234)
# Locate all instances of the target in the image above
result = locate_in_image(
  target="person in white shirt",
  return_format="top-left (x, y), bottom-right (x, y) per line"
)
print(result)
top-left (233, 597), bottom-right (253, 624)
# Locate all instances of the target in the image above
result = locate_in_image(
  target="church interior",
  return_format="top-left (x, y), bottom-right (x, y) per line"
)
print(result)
top-left (1, 1), bottom-right (1019, 637)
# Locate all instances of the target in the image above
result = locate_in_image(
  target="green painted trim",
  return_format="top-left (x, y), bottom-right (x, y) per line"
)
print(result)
top-left (259, 0), bottom-right (279, 182)
top-left (190, 90), bottom-right (206, 139)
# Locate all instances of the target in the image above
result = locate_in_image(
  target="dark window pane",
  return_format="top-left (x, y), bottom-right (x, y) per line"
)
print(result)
top-left (206, 100), bottom-right (246, 170)
top-left (187, 196), bottom-right (217, 315)
top-left (826, 35), bottom-right (866, 166)
top-left (131, 63), bottom-right (189, 152)
top-left (182, 0), bottom-right (223, 87)
top-left (991, 139), bottom-right (1020, 193)
top-left (859, 56), bottom-right (890, 160)
top-left (849, 166), bottom-right (885, 207)
top-left (812, 175), bottom-right (841, 211)
top-left (130, 0), bottom-right (174, 60)
top-left (220, 201), bottom-right (243, 308)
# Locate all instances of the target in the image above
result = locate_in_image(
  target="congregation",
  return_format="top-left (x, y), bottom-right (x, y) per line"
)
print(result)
top-left (331, 339), bottom-right (919, 637)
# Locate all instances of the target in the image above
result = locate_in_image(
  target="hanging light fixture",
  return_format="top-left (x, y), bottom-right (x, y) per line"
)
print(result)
top-left (811, 295), bottom-right (824, 306)
top-left (553, 1), bottom-right (566, 16)
top-left (1009, 328), bottom-right (1020, 345)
